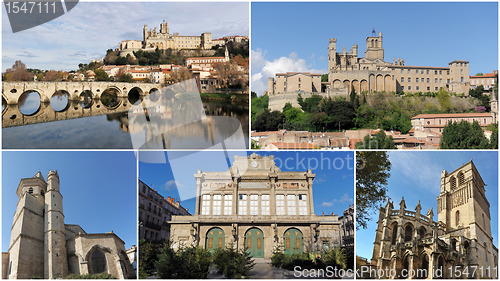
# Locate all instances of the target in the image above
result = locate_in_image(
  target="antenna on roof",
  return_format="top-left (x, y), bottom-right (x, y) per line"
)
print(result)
top-left (371, 27), bottom-right (376, 36)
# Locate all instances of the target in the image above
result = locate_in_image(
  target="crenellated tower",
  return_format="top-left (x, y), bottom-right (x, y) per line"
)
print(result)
top-left (44, 170), bottom-right (68, 279)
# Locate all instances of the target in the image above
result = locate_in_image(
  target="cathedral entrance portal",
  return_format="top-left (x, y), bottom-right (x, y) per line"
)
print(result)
top-left (206, 227), bottom-right (225, 253)
top-left (284, 228), bottom-right (303, 255)
top-left (245, 228), bottom-right (264, 258)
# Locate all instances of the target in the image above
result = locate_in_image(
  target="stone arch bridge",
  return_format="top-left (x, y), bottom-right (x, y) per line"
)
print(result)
top-left (2, 81), bottom-right (161, 105)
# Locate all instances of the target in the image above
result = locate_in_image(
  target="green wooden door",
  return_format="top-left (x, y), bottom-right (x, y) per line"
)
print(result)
top-left (284, 228), bottom-right (303, 255)
top-left (245, 228), bottom-right (264, 258)
top-left (206, 227), bottom-right (225, 253)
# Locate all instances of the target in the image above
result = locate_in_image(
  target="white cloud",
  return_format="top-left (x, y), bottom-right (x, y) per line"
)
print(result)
top-left (388, 152), bottom-right (442, 192)
top-left (321, 193), bottom-right (353, 207)
top-left (2, 2), bottom-right (249, 71)
top-left (251, 49), bottom-right (326, 95)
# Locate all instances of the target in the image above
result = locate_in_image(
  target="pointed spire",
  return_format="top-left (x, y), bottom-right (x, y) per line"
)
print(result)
top-left (427, 208), bottom-right (434, 221)
top-left (33, 170), bottom-right (46, 182)
top-left (415, 200), bottom-right (422, 213)
top-left (399, 196), bottom-right (406, 211)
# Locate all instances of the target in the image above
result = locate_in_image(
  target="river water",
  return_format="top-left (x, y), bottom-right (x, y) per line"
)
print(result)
top-left (2, 99), bottom-right (249, 149)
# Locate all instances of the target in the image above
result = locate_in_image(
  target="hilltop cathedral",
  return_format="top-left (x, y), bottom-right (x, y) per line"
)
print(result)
top-left (370, 160), bottom-right (498, 279)
top-left (2, 171), bottom-right (135, 279)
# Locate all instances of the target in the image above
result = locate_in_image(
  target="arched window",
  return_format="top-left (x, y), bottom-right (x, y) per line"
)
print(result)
top-left (484, 243), bottom-right (488, 261)
top-left (482, 213), bottom-right (486, 228)
top-left (90, 249), bottom-right (106, 274)
top-left (404, 224), bottom-right (413, 242)
top-left (28, 187), bottom-right (33, 194)
top-left (420, 254), bottom-right (429, 279)
top-left (419, 227), bottom-right (426, 238)
top-left (391, 223), bottom-right (398, 245)
top-left (458, 172), bottom-right (464, 186)
top-left (456, 211), bottom-right (460, 227)
top-left (450, 176), bottom-right (456, 189)
top-left (41, 190), bottom-right (44, 196)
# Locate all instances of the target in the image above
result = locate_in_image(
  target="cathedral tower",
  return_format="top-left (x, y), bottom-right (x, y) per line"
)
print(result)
top-left (364, 32), bottom-right (384, 61)
top-left (437, 160), bottom-right (495, 268)
top-left (44, 170), bottom-right (68, 279)
top-left (7, 172), bottom-right (47, 279)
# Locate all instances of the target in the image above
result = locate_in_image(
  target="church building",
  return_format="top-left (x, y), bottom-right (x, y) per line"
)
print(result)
top-left (370, 160), bottom-right (498, 278)
top-left (169, 153), bottom-right (344, 259)
top-left (3, 171), bottom-right (135, 279)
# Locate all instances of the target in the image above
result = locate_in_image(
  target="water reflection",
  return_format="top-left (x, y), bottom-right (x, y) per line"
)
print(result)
top-left (2, 96), bottom-right (6, 112)
top-left (18, 90), bottom-right (41, 115)
top-left (2, 100), bottom-right (248, 149)
top-left (101, 88), bottom-right (120, 109)
top-left (128, 87), bottom-right (143, 105)
top-left (50, 90), bottom-right (70, 112)
top-left (80, 90), bottom-right (93, 108)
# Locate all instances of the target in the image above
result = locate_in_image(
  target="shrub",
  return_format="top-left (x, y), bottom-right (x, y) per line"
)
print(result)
top-left (213, 244), bottom-right (255, 278)
top-left (155, 242), bottom-right (212, 278)
top-left (139, 239), bottom-right (159, 278)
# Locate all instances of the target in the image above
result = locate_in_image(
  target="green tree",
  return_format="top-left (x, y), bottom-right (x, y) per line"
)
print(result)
top-left (252, 109), bottom-right (284, 132)
top-left (321, 74), bottom-right (328, 82)
top-left (475, 72), bottom-right (484, 76)
top-left (355, 131), bottom-right (396, 149)
top-left (440, 120), bottom-right (491, 149)
top-left (139, 239), bottom-right (159, 278)
top-left (282, 102), bottom-right (293, 112)
top-left (251, 94), bottom-right (269, 122)
top-left (94, 69), bottom-right (111, 81)
top-left (155, 242), bottom-right (212, 279)
top-left (489, 123), bottom-right (498, 149)
top-left (213, 245), bottom-right (255, 278)
top-left (356, 151), bottom-right (391, 229)
top-left (118, 74), bottom-right (135, 83)
top-left (436, 88), bottom-right (452, 112)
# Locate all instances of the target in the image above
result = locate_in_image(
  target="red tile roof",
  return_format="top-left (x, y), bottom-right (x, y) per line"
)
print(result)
top-left (411, 113), bottom-right (492, 119)
top-left (270, 142), bottom-right (317, 149)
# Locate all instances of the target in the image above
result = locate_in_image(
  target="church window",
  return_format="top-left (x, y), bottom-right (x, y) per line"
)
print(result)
top-left (28, 187), bottom-right (33, 194)
top-left (299, 195), bottom-right (308, 215)
top-left (41, 191), bottom-right (44, 196)
top-left (485, 243), bottom-right (488, 261)
top-left (404, 225), bottom-right (413, 242)
top-left (250, 195), bottom-right (259, 215)
top-left (483, 213), bottom-right (486, 228)
top-left (276, 195), bottom-right (285, 215)
top-left (91, 249), bottom-right (107, 274)
top-left (212, 194), bottom-right (221, 215)
top-left (287, 195), bottom-right (296, 215)
top-left (391, 224), bottom-right (398, 244)
top-left (201, 194), bottom-right (210, 215)
top-left (239, 194), bottom-right (247, 215)
top-left (455, 211), bottom-right (460, 226)
top-left (224, 195), bottom-right (232, 215)
top-left (450, 176), bottom-right (456, 189)
top-left (458, 172), bottom-right (464, 186)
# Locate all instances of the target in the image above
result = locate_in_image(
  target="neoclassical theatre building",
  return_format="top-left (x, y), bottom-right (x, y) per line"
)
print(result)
top-left (2, 171), bottom-right (135, 279)
top-left (371, 160), bottom-right (498, 279)
top-left (169, 153), bottom-right (345, 259)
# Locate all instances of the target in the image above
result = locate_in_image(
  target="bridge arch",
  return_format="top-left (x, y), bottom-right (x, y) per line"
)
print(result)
top-left (50, 90), bottom-right (70, 112)
top-left (18, 90), bottom-right (42, 116)
top-left (127, 87), bottom-right (143, 104)
top-left (100, 87), bottom-right (122, 109)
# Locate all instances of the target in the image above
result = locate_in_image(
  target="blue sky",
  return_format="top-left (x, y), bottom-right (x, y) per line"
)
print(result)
top-left (2, 2), bottom-right (249, 71)
top-left (251, 2), bottom-right (498, 95)
top-left (356, 151), bottom-right (499, 260)
top-left (2, 151), bottom-right (137, 251)
top-left (139, 151), bottom-right (354, 217)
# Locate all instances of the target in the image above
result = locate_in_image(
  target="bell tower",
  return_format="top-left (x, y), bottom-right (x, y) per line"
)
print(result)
top-left (44, 170), bottom-right (68, 279)
top-left (364, 30), bottom-right (384, 61)
top-left (437, 160), bottom-right (492, 236)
